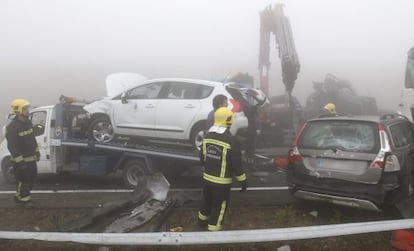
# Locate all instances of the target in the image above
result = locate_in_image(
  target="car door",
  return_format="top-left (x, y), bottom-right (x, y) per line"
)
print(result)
top-left (155, 81), bottom-right (202, 139)
top-left (388, 121), bottom-right (414, 179)
top-left (30, 109), bottom-right (53, 173)
top-left (112, 82), bottom-right (163, 137)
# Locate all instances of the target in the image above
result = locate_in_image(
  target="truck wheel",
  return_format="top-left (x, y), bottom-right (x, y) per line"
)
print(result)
top-left (190, 123), bottom-right (205, 151)
top-left (1, 157), bottom-right (16, 184)
top-left (122, 160), bottom-right (147, 188)
top-left (89, 116), bottom-right (115, 143)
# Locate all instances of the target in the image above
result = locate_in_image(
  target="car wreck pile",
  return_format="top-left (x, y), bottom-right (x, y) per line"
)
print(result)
top-left (257, 73), bottom-right (379, 147)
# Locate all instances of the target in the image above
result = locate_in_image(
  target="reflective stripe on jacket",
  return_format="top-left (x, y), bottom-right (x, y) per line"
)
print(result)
top-left (200, 129), bottom-right (246, 185)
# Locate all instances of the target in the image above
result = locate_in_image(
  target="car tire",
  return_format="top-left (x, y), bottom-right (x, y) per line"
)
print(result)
top-left (190, 122), bottom-right (205, 151)
top-left (89, 116), bottom-right (115, 143)
top-left (1, 157), bottom-right (16, 184)
top-left (122, 160), bottom-right (147, 189)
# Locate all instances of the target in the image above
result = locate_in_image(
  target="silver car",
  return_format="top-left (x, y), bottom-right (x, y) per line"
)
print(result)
top-left (286, 114), bottom-right (414, 211)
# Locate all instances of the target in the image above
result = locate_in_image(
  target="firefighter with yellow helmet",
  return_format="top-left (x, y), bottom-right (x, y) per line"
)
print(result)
top-left (198, 107), bottom-right (247, 231)
top-left (6, 99), bottom-right (40, 208)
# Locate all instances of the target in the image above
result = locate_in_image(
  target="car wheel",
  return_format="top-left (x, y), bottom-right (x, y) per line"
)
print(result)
top-left (122, 160), bottom-right (147, 189)
top-left (89, 116), bottom-right (115, 143)
top-left (190, 123), bottom-right (205, 151)
top-left (1, 157), bottom-right (16, 184)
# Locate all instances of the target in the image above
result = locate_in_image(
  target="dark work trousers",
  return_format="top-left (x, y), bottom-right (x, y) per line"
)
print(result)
top-left (198, 182), bottom-right (231, 231)
top-left (14, 161), bottom-right (37, 202)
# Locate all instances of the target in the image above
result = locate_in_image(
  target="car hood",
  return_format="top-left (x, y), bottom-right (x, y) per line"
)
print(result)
top-left (83, 99), bottom-right (113, 115)
top-left (105, 73), bottom-right (147, 97)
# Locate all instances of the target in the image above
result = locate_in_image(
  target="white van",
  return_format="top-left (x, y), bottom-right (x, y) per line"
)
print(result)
top-left (398, 47), bottom-right (414, 121)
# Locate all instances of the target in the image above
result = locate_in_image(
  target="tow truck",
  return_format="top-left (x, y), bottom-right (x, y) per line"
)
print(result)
top-left (0, 101), bottom-right (200, 189)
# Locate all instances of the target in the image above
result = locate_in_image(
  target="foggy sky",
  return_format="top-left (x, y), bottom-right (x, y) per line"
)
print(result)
top-left (1, 0), bottom-right (414, 138)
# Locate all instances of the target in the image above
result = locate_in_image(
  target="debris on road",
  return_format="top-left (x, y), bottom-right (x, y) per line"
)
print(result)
top-left (53, 188), bottom-right (151, 232)
top-left (104, 198), bottom-right (174, 233)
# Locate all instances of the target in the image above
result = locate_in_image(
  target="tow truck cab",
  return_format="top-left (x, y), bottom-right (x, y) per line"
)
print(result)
top-left (1, 103), bottom-right (118, 178)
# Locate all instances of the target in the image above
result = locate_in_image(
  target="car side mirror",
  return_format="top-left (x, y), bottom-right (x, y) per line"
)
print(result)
top-left (33, 124), bottom-right (45, 136)
top-left (121, 93), bottom-right (128, 104)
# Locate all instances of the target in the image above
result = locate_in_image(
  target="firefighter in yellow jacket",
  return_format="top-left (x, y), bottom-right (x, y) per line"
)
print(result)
top-left (198, 107), bottom-right (247, 231)
top-left (6, 99), bottom-right (40, 208)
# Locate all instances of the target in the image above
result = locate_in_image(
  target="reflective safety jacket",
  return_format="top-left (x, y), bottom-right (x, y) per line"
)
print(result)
top-left (5, 118), bottom-right (39, 166)
top-left (200, 129), bottom-right (246, 185)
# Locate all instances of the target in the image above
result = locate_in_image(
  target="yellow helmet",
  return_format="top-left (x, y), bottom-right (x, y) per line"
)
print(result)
top-left (10, 99), bottom-right (30, 115)
top-left (214, 107), bottom-right (234, 127)
top-left (324, 103), bottom-right (336, 114)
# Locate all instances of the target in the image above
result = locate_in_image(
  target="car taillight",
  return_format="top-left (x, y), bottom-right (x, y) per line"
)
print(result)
top-left (370, 156), bottom-right (385, 168)
top-left (384, 154), bottom-right (400, 171)
top-left (287, 123), bottom-right (307, 163)
top-left (370, 153), bottom-right (400, 171)
top-left (229, 99), bottom-right (243, 113)
top-left (370, 123), bottom-right (395, 170)
top-left (288, 146), bottom-right (303, 163)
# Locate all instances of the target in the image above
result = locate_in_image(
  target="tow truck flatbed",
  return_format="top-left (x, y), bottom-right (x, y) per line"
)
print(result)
top-left (56, 139), bottom-right (200, 163)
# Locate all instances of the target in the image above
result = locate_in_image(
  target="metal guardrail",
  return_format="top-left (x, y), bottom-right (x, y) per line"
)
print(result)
top-left (0, 219), bottom-right (413, 245)
top-left (0, 187), bottom-right (289, 195)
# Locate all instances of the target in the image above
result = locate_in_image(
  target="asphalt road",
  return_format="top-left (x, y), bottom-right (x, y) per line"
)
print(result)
top-left (0, 147), bottom-right (292, 209)
top-left (0, 152), bottom-right (400, 231)
top-left (0, 145), bottom-right (401, 221)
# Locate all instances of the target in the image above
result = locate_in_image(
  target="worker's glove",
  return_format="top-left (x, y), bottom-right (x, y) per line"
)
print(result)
top-left (240, 180), bottom-right (248, 192)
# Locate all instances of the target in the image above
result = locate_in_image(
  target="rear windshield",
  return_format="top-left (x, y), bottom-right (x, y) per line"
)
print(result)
top-left (298, 120), bottom-right (379, 153)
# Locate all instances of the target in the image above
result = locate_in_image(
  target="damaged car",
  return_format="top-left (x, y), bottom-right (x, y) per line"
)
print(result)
top-left (83, 78), bottom-right (266, 150)
top-left (286, 114), bottom-right (414, 211)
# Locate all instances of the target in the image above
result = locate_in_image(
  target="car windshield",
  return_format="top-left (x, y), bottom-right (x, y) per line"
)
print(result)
top-left (298, 120), bottom-right (379, 153)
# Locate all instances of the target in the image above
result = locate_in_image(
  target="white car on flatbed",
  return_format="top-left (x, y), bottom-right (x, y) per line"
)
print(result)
top-left (83, 78), bottom-right (267, 149)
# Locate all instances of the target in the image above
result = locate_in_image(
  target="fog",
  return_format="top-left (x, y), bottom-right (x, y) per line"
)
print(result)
top-left (1, 0), bottom-right (414, 138)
